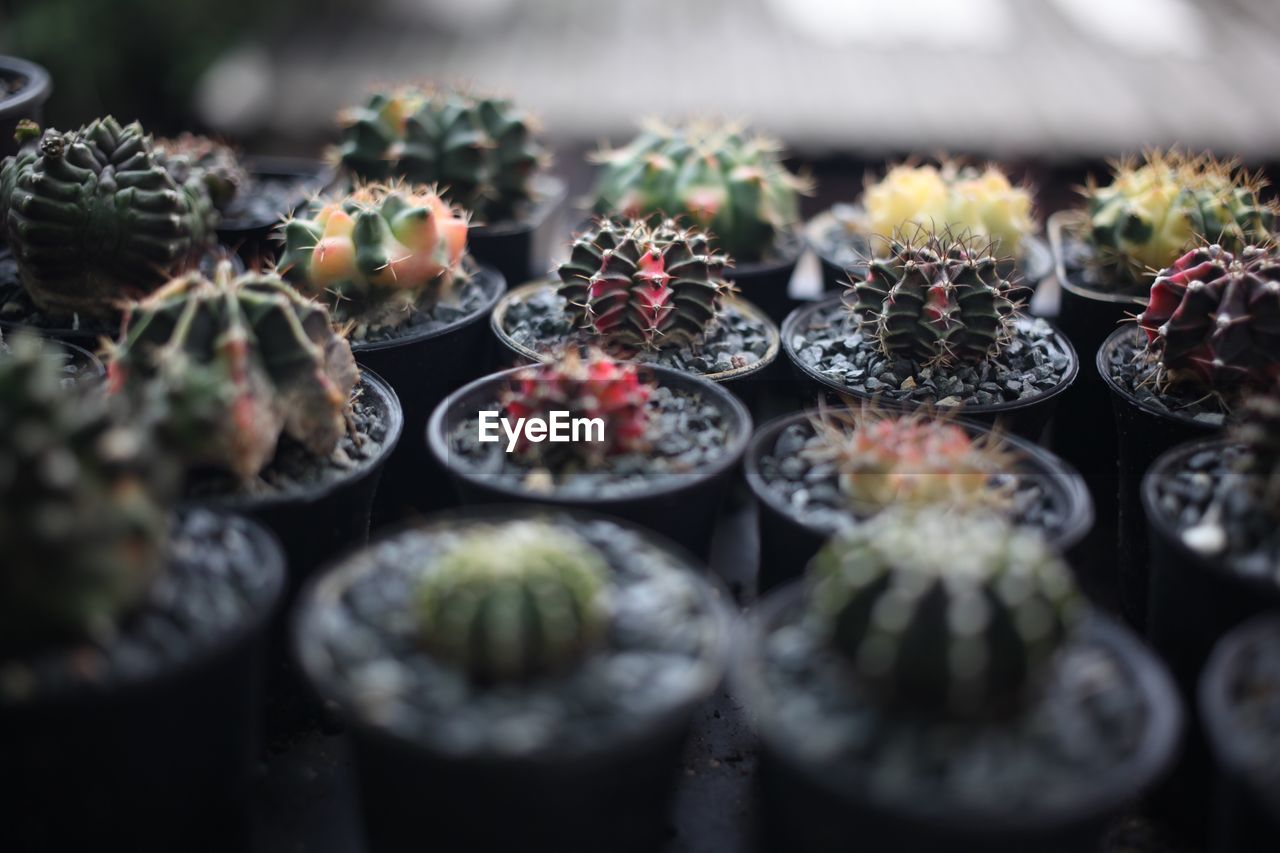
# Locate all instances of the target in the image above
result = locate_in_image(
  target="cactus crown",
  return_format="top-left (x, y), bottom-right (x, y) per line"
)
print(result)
top-left (849, 229), bottom-right (1020, 368)
top-left (557, 215), bottom-right (728, 352)
top-left (279, 182), bottom-right (469, 335)
top-left (809, 508), bottom-right (1082, 716)
top-left (108, 261), bottom-right (359, 483)
top-left (1084, 150), bottom-right (1276, 292)
top-left (155, 133), bottom-right (248, 212)
top-left (803, 406), bottom-right (1016, 514)
top-left (590, 119), bottom-right (811, 262)
top-left (416, 520), bottom-right (610, 683)
top-left (337, 86), bottom-right (547, 224)
top-left (0, 116), bottom-right (218, 320)
top-left (1231, 391), bottom-right (1280, 520)
top-left (1136, 243), bottom-right (1280, 393)
top-left (0, 333), bottom-right (176, 646)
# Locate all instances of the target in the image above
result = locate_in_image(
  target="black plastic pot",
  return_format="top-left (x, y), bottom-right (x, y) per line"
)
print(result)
top-left (725, 229), bottom-right (803, 323)
top-left (426, 364), bottom-right (752, 558)
top-left (781, 294), bottom-right (1079, 443)
top-left (467, 175), bottom-right (567, 289)
top-left (0, 56), bottom-right (51, 160)
top-left (216, 156), bottom-right (334, 267)
top-left (0, 510), bottom-right (285, 852)
top-left (745, 409), bottom-right (1094, 595)
top-left (1200, 615), bottom-right (1280, 853)
top-left (736, 586), bottom-right (1183, 853)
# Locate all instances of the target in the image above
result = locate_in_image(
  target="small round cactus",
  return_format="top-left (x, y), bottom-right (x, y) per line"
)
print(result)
top-left (849, 230), bottom-right (1020, 367)
top-left (155, 133), bottom-right (248, 213)
top-left (809, 508), bottom-right (1082, 716)
top-left (416, 521), bottom-right (610, 682)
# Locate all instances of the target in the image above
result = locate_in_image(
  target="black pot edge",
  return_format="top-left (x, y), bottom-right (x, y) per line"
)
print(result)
top-left (1046, 211), bottom-right (1150, 308)
top-left (460, 173), bottom-right (568, 240)
top-left (729, 226), bottom-right (805, 279)
top-left (350, 263), bottom-right (507, 354)
top-left (1096, 325), bottom-right (1229, 434)
top-left (0, 55), bottom-right (52, 120)
top-left (215, 156), bottom-right (337, 235)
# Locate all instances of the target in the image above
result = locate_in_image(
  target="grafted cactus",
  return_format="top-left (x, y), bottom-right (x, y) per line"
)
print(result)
top-left (155, 133), bottom-right (248, 212)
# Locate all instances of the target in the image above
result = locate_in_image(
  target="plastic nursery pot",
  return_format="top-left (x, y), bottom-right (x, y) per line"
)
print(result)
top-left (426, 364), bottom-right (753, 558)
top-left (724, 228), bottom-right (804, 324)
top-left (745, 410), bottom-right (1094, 594)
top-left (467, 174), bottom-right (567, 290)
top-left (735, 584), bottom-right (1183, 853)
top-left (1199, 615), bottom-right (1280, 853)
top-left (292, 504), bottom-right (735, 853)
top-left (0, 510), bottom-right (286, 852)
top-left (1098, 326), bottom-right (1222, 630)
top-left (216, 156), bottom-right (335, 267)
top-left (781, 293), bottom-right (1079, 443)
top-left (0, 56), bottom-right (51, 159)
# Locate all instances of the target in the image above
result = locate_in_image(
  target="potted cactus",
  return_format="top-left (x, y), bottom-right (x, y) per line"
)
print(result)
top-left (745, 406), bottom-right (1093, 593)
top-left (589, 119), bottom-right (811, 321)
top-left (0, 55), bottom-right (50, 159)
top-left (293, 508), bottom-right (733, 853)
top-left (783, 230), bottom-right (1077, 440)
top-left (0, 332), bottom-right (286, 851)
top-left (806, 159), bottom-right (1048, 295)
top-left (735, 507), bottom-right (1182, 853)
top-left (335, 85), bottom-right (562, 288)
top-left (427, 349), bottom-right (751, 556)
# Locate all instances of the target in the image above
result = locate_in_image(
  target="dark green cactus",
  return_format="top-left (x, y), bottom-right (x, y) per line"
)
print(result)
top-left (155, 133), bottom-right (248, 213)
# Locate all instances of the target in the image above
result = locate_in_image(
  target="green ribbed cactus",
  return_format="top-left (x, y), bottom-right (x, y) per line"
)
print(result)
top-left (0, 333), bottom-right (176, 645)
top-left (809, 508), bottom-right (1081, 716)
top-left (0, 117), bottom-right (218, 319)
top-left (416, 521), bottom-right (610, 683)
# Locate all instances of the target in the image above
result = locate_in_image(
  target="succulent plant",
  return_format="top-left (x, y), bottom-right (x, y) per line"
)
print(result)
top-left (1136, 244), bottom-right (1280, 392)
top-left (1084, 150), bottom-right (1276, 293)
top-left (108, 261), bottom-right (358, 483)
top-left (337, 86), bottom-right (546, 224)
top-left (849, 230), bottom-right (1020, 368)
top-left (0, 116), bottom-right (218, 320)
top-left (557, 216), bottom-right (728, 351)
top-left (278, 182), bottom-right (468, 335)
top-left (0, 332), bottom-right (177, 645)
top-left (809, 508), bottom-right (1082, 716)
top-left (416, 520), bottom-right (610, 682)
top-left (590, 120), bottom-right (810, 262)
top-left (154, 133), bottom-right (248, 213)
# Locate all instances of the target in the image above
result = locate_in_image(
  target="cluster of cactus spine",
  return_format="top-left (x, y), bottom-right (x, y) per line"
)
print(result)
top-left (1136, 244), bottom-right (1280, 392)
top-left (1085, 150), bottom-right (1276, 293)
top-left (850, 229), bottom-right (1020, 367)
top-left (0, 116), bottom-right (218, 319)
top-left (278, 182), bottom-right (468, 334)
top-left (154, 133), bottom-right (248, 213)
top-left (804, 406), bottom-right (1016, 513)
top-left (108, 261), bottom-right (358, 482)
top-left (0, 333), bottom-right (177, 646)
top-left (590, 120), bottom-right (811, 262)
top-left (557, 216), bottom-right (728, 351)
top-left (416, 520), bottom-right (610, 682)
top-left (809, 508), bottom-right (1082, 716)
top-left (337, 86), bottom-right (546, 224)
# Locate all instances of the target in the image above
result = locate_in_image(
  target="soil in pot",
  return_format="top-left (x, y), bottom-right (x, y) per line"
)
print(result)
top-left (292, 507), bottom-right (733, 853)
top-left (0, 56), bottom-right (51, 159)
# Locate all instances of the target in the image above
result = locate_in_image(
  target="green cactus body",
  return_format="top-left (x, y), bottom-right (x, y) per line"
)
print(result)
top-left (0, 117), bottom-right (218, 319)
top-left (0, 333), bottom-right (176, 645)
top-left (338, 87), bottom-right (546, 224)
top-left (155, 133), bottom-right (248, 213)
top-left (416, 521), bottom-right (610, 683)
top-left (109, 262), bottom-right (358, 483)
top-left (809, 508), bottom-right (1081, 716)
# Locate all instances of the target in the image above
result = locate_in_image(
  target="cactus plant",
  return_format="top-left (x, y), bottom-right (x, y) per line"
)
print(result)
top-left (849, 230), bottom-right (1020, 367)
top-left (415, 520), bottom-right (610, 682)
top-left (0, 332), bottom-right (176, 645)
top-left (1136, 244), bottom-right (1280, 392)
top-left (590, 120), bottom-right (811, 262)
top-left (0, 116), bottom-right (218, 319)
top-left (108, 261), bottom-right (358, 483)
top-left (557, 216), bottom-right (728, 351)
top-left (154, 133), bottom-right (248, 213)
top-left (1085, 150), bottom-right (1276, 293)
top-left (809, 507), bottom-right (1082, 716)
top-left (337, 86), bottom-right (547, 224)
top-left (278, 182), bottom-right (469, 333)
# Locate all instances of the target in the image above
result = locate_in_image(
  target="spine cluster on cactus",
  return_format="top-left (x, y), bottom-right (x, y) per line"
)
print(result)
top-left (0, 333), bottom-right (176, 645)
top-left (155, 133), bottom-right (248, 212)
top-left (1085, 150), bottom-right (1276, 292)
top-left (0, 116), bottom-right (218, 319)
top-left (415, 520), bottom-right (610, 683)
top-left (809, 508), bottom-right (1082, 716)
top-left (849, 230), bottom-right (1019, 367)
top-left (557, 216), bottom-right (728, 351)
top-left (590, 120), bottom-right (810, 262)
top-left (1136, 244), bottom-right (1280, 391)
top-left (337, 86), bottom-right (546, 224)
top-left (279, 182), bottom-right (468, 334)
top-left (804, 406), bottom-right (1016, 514)
top-left (108, 261), bottom-right (359, 483)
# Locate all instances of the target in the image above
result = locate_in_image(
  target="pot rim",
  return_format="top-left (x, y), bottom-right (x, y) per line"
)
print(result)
top-left (1046, 211), bottom-right (1149, 307)
top-left (215, 156), bottom-right (337, 234)
top-left (350, 262), bottom-right (507, 353)
top-left (1096, 324), bottom-right (1228, 433)
top-left (0, 55), bottom-right (52, 118)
